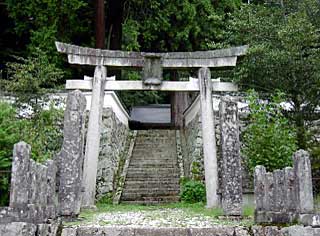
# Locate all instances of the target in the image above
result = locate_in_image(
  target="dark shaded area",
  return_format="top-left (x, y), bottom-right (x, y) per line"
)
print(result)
top-left (129, 105), bottom-right (173, 129)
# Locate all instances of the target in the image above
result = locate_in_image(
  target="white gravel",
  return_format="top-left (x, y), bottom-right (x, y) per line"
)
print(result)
top-left (85, 208), bottom-right (248, 227)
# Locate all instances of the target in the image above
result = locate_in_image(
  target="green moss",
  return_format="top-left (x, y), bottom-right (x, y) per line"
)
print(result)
top-left (243, 204), bottom-right (255, 217)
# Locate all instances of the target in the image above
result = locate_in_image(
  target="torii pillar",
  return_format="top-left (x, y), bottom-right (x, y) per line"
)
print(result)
top-left (198, 67), bottom-right (219, 208)
top-left (81, 66), bottom-right (106, 208)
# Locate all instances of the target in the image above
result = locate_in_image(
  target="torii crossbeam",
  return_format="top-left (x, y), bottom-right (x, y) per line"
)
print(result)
top-left (56, 42), bottom-right (248, 209)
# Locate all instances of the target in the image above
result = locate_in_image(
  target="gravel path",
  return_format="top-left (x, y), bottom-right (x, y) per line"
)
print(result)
top-left (81, 208), bottom-right (252, 227)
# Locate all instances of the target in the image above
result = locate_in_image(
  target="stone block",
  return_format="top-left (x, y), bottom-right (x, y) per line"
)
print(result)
top-left (234, 227), bottom-right (250, 236)
top-left (264, 172), bottom-right (274, 211)
top-left (312, 214), bottom-right (320, 228)
top-left (36, 223), bottom-right (60, 236)
top-left (0, 222), bottom-right (37, 236)
top-left (284, 167), bottom-right (296, 212)
top-left (252, 226), bottom-right (283, 236)
top-left (189, 226), bottom-right (235, 236)
top-left (298, 214), bottom-right (315, 226)
top-left (77, 226), bottom-right (135, 236)
top-left (38, 165), bottom-right (48, 205)
top-left (254, 166), bottom-right (266, 211)
top-left (61, 227), bottom-right (77, 236)
top-left (273, 170), bottom-right (285, 212)
top-left (10, 142), bottom-right (31, 207)
top-left (255, 211), bottom-right (297, 224)
top-left (45, 160), bottom-right (58, 209)
top-left (135, 227), bottom-right (187, 236)
top-left (0, 207), bottom-right (19, 223)
top-left (281, 225), bottom-right (314, 236)
top-left (293, 150), bottom-right (314, 213)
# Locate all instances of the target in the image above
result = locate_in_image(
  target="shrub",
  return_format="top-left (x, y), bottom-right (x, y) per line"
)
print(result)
top-left (6, 48), bottom-right (64, 113)
top-left (24, 104), bottom-right (63, 162)
top-left (180, 178), bottom-right (206, 203)
top-left (0, 101), bottom-right (63, 205)
top-left (0, 101), bottom-right (27, 205)
top-left (242, 90), bottom-right (297, 172)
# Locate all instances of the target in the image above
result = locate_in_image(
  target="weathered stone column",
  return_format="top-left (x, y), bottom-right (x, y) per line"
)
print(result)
top-left (220, 97), bottom-right (242, 215)
top-left (254, 166), bottom-right (266, 213)
top-left (57, 90), bottom-right (87, 216)
top-left (198, 67), bottom-right (219, 208)
top-left (82, 65), bottom-right (106, 208)
top-left (9, 141), bottom-right (31, 207)
top-left (273, 169), bottom-right (285, 212)
top-left (264, 172), bottom-right (274, 211)
top-left (284, 167), bottom-right (297, 212)
top-left (293, 150), bottom-right (314, 213)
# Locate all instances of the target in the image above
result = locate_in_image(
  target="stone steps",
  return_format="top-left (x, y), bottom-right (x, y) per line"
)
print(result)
top-left (123, 185), bottom-right (180, 191)
top-left (124, 181), bottom-right (180, 188)
top-left (121, 129), bottom-right (180, 204)
top-left (125, 177), bottom-right (180, 182)
top-left (128, 163), bottom-right (178, 168)
top-left (129, 165), bottom-right (178, 169)
top-left (121, 192), bottom-right (180, 201)
top-left (126, 172), bottom-right (180, 179)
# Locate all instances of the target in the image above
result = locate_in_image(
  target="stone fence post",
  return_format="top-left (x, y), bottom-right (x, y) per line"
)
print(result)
top-left (293, 150), bottom-right (314, 213)
top-left (56, 90), bottom-right (87, 217)
top-left (219, 97), bottom-right (242, 216)
top-left (7, 141), bottom-right (58, 223)
top-left (254, 149), bottom-right (314, 224)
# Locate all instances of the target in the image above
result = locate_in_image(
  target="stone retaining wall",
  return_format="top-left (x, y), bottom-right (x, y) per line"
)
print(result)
top-left (59, 225), bottom-right (320, 236)
top-left (2, 223), bottom-right (320, 236)
top-left (0, 142), bottom-right (57, 224)
top-left (181, 112), bottom-right (204, 180)
top-left (96, 107), bottom-right (129, 199)
top-left (0, 90), bottom-right (87, 223)
top-left (254, 150), bottom-right (314, 224)
top-left (0, 222), bottom-right (60, 236)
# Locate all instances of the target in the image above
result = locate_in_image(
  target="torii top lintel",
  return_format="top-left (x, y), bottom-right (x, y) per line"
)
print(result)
top-left (55, 42), bottom-right (248, 69)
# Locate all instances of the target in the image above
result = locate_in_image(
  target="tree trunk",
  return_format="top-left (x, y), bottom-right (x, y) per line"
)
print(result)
top-left (170, 71), bottom-right (189, 128)
top-left (106, 0), bottom-right (124, 78)
top-left (95, 0), bottom-right (105, 49)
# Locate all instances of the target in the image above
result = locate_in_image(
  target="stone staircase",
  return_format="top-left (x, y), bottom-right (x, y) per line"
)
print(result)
top-left (120, 129), bottom-right (180, 204)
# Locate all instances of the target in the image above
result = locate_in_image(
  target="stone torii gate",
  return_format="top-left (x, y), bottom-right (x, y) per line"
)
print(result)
top-left (56, 42), bottom-right (248, 209)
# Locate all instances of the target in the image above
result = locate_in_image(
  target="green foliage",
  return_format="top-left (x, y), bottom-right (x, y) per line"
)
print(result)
top-left (6, 48), bottom-right (64, 112)
top-left (0, 101), bottom-right (26, 206)
top-left (0, 172), bottom-right (10, 206)
top-left (97, 192), bottom-right (114, 205)
top-left (180, 178), bottom-right (206, 203)
top-left (227, 1), bottom-right (320, 149)
top-left (242, 90), bottom-right (297, 172)
top-left (191, 162), bottom-right (201, 181)
top-left (23, 104), bottom-right (64, 162)
top-left (5, 0), bottom-right (91, 66)
top-left (0, 102), bottom-right (27, 168)
top-left (123, 0), bottom-right (241, 52)
top-left (0, 101), bottom-right (63, 205)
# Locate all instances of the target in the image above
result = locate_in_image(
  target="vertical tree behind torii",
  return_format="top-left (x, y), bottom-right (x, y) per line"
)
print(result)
top-left (94, 0), bottom-right (242, 125)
